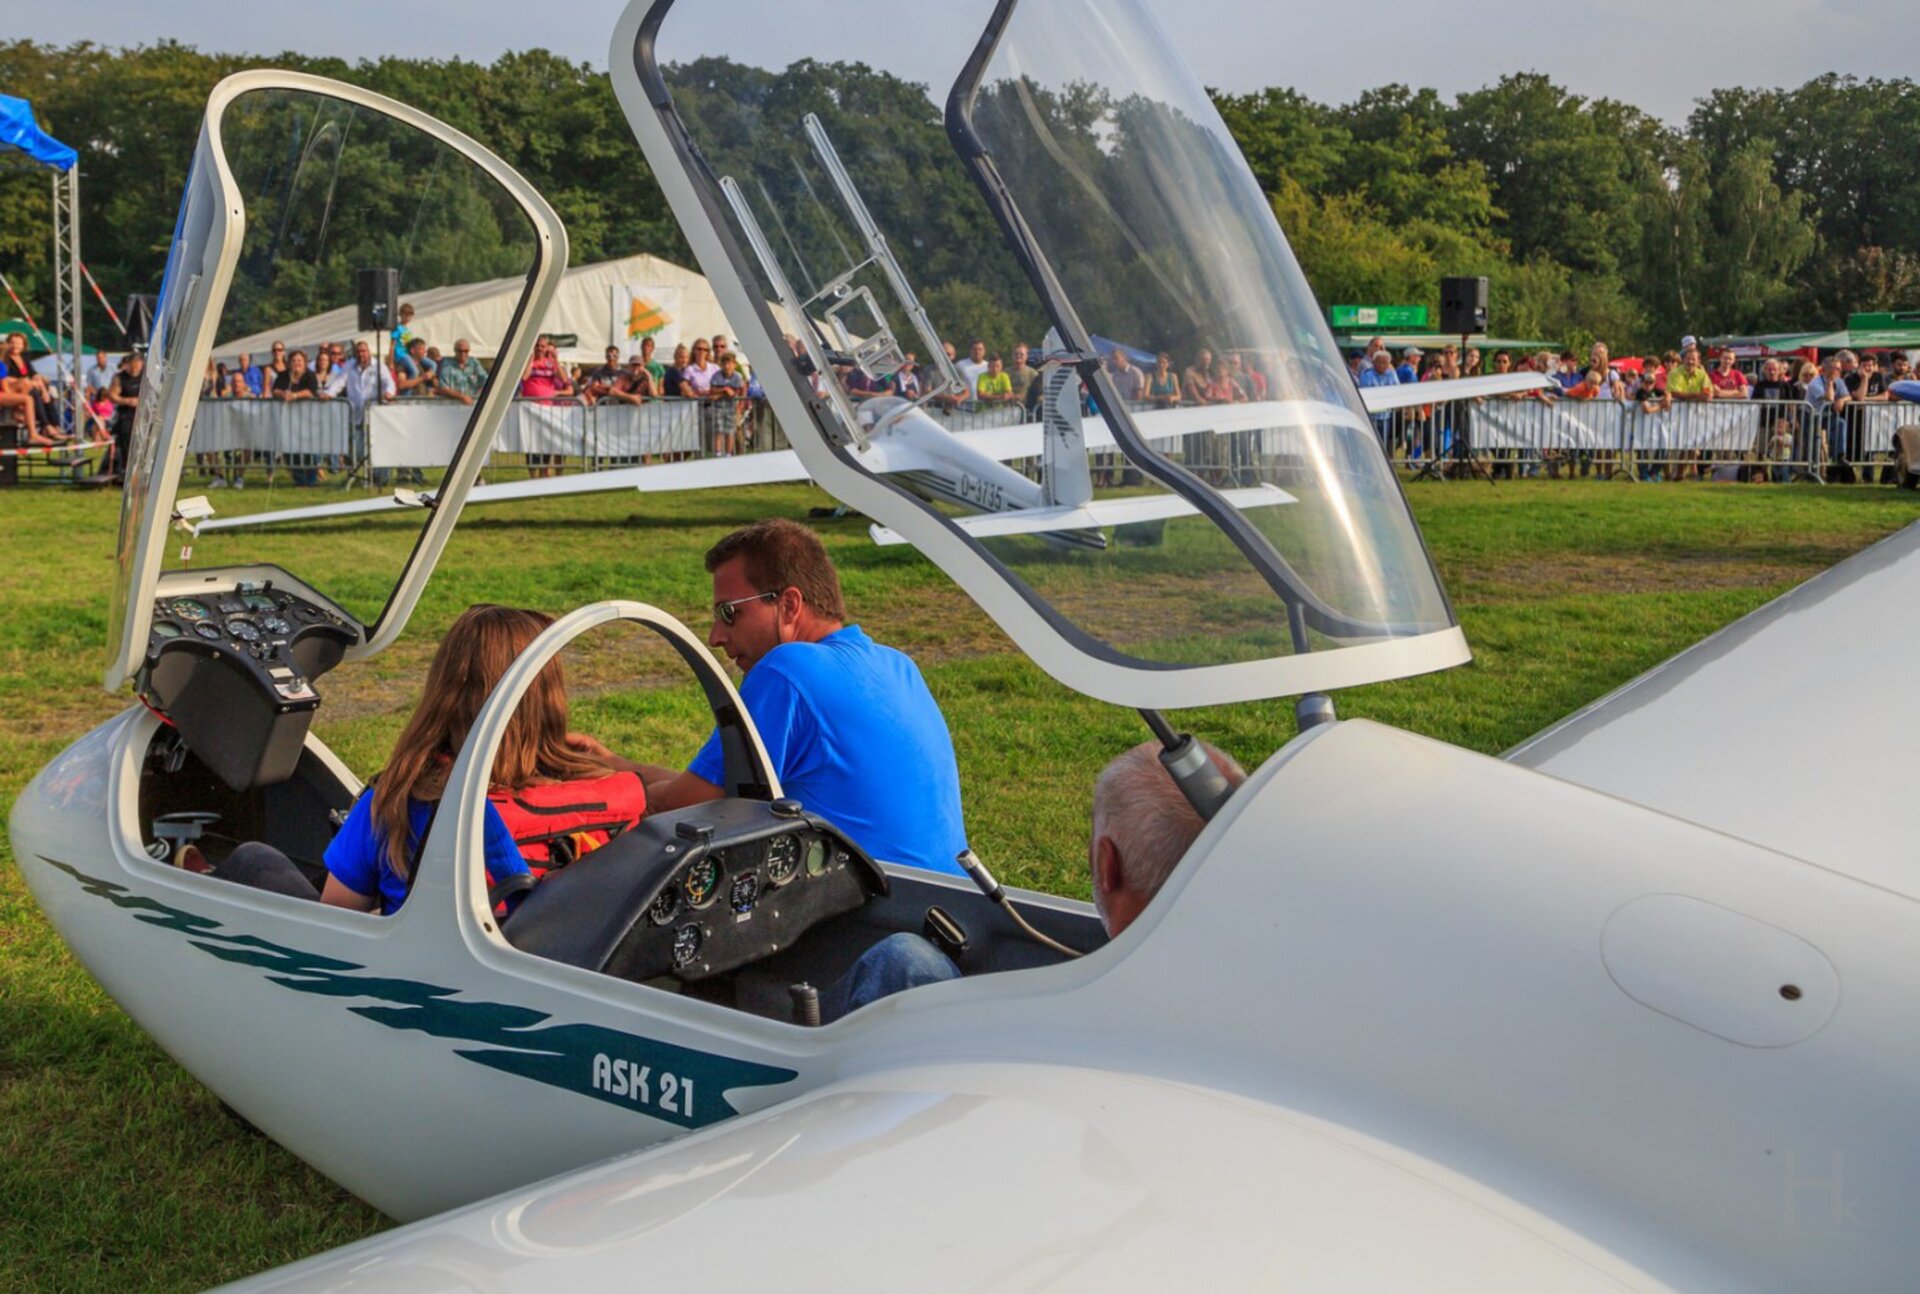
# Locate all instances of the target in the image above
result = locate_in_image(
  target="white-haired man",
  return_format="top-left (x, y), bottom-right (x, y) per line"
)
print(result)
top-left (822, 740), bottom-right (1246, 1018)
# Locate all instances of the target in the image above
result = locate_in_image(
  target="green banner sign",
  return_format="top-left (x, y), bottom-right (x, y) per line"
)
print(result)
top-left (1329, 305), bottom-right (1429, 330)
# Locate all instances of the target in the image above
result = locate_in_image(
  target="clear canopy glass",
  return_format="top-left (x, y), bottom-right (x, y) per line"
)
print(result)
top-left (637, 0), bottom-right (1462, 698)
top-left (110, 85), bottom-right (541, 683)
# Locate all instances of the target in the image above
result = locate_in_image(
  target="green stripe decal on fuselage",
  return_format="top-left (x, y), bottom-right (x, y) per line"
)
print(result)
top-left (40, 858), bottom-right (797, 1128)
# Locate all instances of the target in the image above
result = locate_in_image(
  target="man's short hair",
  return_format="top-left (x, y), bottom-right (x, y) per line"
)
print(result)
top-left (705, 518), bottom-right (846, 621)
top-left (1093, 741), bottom-right (1246, 905)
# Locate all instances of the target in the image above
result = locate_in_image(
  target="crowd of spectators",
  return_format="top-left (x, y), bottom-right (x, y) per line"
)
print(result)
top-left (25, 302), bottom-right (1919, 489)
top-left (1343, 332), bottom-right (1917, 482)
top-left (181, 302), bottom-right (775, 482)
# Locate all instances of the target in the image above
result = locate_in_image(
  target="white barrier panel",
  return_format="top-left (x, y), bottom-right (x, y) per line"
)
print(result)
top-left (500, 401), bottom-right (589, 457)
top-left (1635, 403), bottom-right (1763, 454)
top-left (188, 399), bottom-right (349, 455)
top-left (594, 401), bottom-right (701, 456)
top-left (1853, 406), bottom-right (1905, 455)
top-left (1472, 400), bottom-right (1623, 451)
top-left (368, 401), bottom-right (467, 469)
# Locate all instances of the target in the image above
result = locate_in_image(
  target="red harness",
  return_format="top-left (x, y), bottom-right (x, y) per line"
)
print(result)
top-left (488, 771), bottom-right (648, 870)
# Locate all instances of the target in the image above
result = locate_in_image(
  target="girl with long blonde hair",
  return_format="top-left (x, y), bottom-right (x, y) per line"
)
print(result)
top-left (319, 605), bottom-right (632, 914)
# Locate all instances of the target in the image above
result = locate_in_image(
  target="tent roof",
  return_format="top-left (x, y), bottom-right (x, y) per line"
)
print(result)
top-left (212, 252), bottom-right (747, 367)
top-left (0, 319), bottom-right (94, 354)
top-left (0, 95), bottom-right (76, 171)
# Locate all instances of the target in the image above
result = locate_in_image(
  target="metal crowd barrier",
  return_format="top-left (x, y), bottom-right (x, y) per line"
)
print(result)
top-left (1374, 395), bottom-right (1919, 481)
top-left (181, 392), bottom-right (1918, 488)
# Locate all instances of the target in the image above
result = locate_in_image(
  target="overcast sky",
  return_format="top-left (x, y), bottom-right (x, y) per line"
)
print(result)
top-left (13, 1), bottom-right (1915, 124)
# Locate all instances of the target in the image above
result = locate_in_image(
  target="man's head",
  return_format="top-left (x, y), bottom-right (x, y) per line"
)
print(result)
top-left (1111, 349), bottom-right (1132, 371)
top-left (1403, 346), bottom-right (1423, 364)
top-left (988, 355), bottom-right (1004, 374)
top-left (970, 340), bottom-right (986, 363)
top-left (235, 351), bottom-right (252, 369)
top-left (1716, 348), bottom-right (1737, 369)
top-left (124, 352), bottom-right (145, 377)
top-left (641, 335), bottom-right (656, 359)
top-left (408, 337), bottom-right (427, 358)
top-left (704, 518), bottom-right (847, 673)
top-left (1370, 349), bottom-right (1393, 372)
top-left (353, 341), bottom-right (372, 366)
top-left (454, 340), bottom-right (472, 362)
top-left (1089, 741), bottom-right (1245, 937)
top-left (1837, 349), bottom-right (1859, 373)
top-left (1013, 343), bottom-right (1029, 367)
top-left (1681, 345), bottom-right (1702, 370)
top-left (605, 345), bottom-right (620, 366)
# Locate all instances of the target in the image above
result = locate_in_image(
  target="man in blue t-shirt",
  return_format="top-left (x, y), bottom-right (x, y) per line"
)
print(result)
top-left (639, 518), bottom-right (968, 875)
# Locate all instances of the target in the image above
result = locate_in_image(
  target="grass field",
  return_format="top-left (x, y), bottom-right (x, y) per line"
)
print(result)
top-left (2, 476), bottom-right (1915, 1289)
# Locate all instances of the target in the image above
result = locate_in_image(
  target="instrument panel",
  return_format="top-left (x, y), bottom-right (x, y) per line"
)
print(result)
top-left (147, 582), bottom-right (353, 699)
top-left (505, 799), bottom-right (887, 986)
top-left (139, 575), bottom-right (359, 791)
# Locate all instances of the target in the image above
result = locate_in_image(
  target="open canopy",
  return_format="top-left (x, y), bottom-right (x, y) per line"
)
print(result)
top-left (615, 0), bottom-right (1467, 708)
top-left (0, 94), bottom-right (77, 171)
top-left (107, 72), bottom-right (567, 690)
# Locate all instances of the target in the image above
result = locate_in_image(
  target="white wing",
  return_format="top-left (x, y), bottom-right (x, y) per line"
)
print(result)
top-left (201, 397), bottom-right (1361, 533)
top-left (869, 484), bottom-right (1293, 545)
top-left (1357, 373), bottom-right (1554, 413)
top-left (198, 451), bottom-right (811, 532)
top-left (1507, 520), bottom-right (1920, 897)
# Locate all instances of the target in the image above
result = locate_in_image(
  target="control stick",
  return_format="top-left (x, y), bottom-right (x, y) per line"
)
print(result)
top-left (957, 850), bottom-right (1081, 960)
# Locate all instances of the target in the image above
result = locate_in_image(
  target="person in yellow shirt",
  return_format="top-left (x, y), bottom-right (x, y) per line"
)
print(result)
top-left (1666, 345), bottom-right (1715, 401)
top-left (974, 355), bottom-right (1015, 402)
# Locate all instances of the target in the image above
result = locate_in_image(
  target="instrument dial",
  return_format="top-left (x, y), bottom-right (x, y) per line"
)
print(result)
top-left (226, 619), bottom-right (261, 643)
top-left (260, 615), bottom-right (292, 635)
top-left (243, 594), bottom-right (277, 612)
top-left (168, 598), bottom-right (212, 622)
top-left (729, 871), bottom-right (760, 915)
top-left (805, 838), bottom-right (829, 877)
top-left (765, 834), bottom-right (799, 886)
top-left (194, 623), bottom-right (223, 641)
top-left (671, 923), bottom-right (702, 969)
top-left (648, 885), bottom-right (682, 927)
top-left (683, 857), bottom-right (720, 908)
top-left (152, 622), bottom-right (184, 640)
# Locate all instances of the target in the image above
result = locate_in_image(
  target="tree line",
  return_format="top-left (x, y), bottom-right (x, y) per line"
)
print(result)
top-left (1, 39), bottom-right (1914, 353)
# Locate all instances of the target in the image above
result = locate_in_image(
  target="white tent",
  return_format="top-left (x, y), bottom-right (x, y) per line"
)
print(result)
top-left (211, 253), bottom-right (746, 369)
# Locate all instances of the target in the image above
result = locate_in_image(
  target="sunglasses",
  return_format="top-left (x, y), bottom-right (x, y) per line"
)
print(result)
top-left (713, 590), bottom-right (777, 625)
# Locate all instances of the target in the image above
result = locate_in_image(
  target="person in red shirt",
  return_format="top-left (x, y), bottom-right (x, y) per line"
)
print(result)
top-left (517, 336), bottom-right (575, 479)
top-left (1708, 348), bottom-right (1750, 397)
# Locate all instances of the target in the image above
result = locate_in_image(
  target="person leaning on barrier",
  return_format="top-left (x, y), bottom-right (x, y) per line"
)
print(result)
top-left (602, 354), bottom-right (656, 405)
top-left (437, 340), bottom-right (486, 406)
top-left (820, 740), bottom-right (1248, 1021)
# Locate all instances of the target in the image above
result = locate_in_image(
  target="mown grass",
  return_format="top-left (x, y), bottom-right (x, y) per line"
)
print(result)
top-left (1, 476), bottom-right (1915, 1289)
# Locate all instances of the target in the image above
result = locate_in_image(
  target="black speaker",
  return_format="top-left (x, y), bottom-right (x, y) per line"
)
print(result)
top-left (1440, 276), bottom-right (1489, 335)
top-left (357, 268), bottom-right (400, 333)
top-left (124, 294), bottom-right (158, 349)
